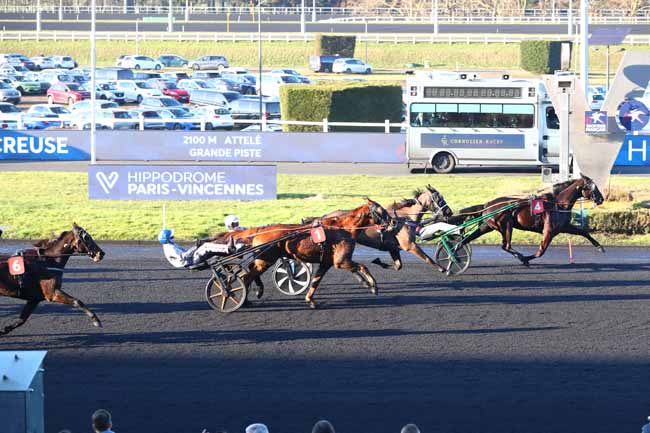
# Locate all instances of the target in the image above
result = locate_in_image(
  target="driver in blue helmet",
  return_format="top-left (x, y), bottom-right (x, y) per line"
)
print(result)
top-left (158, 228), bottom-right (243, 268)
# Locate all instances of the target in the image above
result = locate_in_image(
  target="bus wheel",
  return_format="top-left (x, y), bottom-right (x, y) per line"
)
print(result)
top-left (432, 152), bottom-right (455, 174)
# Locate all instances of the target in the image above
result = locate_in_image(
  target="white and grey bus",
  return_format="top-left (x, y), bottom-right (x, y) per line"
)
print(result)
top-left (405, 71), bottom-right (561, 173)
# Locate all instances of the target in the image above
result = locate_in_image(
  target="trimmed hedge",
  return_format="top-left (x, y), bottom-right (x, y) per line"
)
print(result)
top-left (280, 83), bottom-right (402, 132)
top-left (315, 34), bottom-right (356, 58)
top-left (520, 40), bottom-right (572, 74)
top-left (589, 209), bottom-right (650, 234)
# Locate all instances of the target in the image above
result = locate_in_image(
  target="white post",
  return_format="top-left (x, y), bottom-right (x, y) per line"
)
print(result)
top-left (168, 0), bottom-right (173, 32)
top-left (433, 0), bottom-right (438, 34)
top-left (90, 0), bottom-right (97, 164)
top-left (58, 0), bottom-right (63, 22)
top-left (567, 0), bottom-right (573, 35)
top-left (311, 0), bottom-right (316, 22)
top-left (135, 20), bottom-right (139, 54)
top-left (384, 119), bottom-right (390, 133)
top-left (36, 0), bottom-right (41, 32)
top-left (560, 90), bottom-right (570, 182)
top-left (322, 118), bottom-right (328, 132)
top-left (184, 0), bottom-right (189, 22)
top-left (580, 0), bottom-right (589, 96)
top-left (300, 0), bottom-right (305, 33)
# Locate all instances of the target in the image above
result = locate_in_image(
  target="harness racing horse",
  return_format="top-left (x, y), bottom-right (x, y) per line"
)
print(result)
top-left (307, 185), bottom-right (453, 273)
top-left (0, 223), bottom-right (105, 335)
top-left (450, 175), bottom-right (604, 266)
top-left (224, 199), bottom-right (391, 308)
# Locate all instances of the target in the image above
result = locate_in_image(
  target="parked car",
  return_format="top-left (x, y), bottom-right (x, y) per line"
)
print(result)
top-left (136, 109), bottom-right (167, 130)
top-left (160, 71), bottom-right (190, 81)
top-left (39, 70), bottom-right (73, 85)
top-left (192, 71), bottom-right (222, 80)
top-left (7, 75), bottom-right (42, 95)
top-left (114, 80), bottom-right (163, 103)
top-left (188, 89), bottom-right (230, 107)
top-left (158, 107), bottom-right (201, 130)
top-left (140, 96), bottom-right (182, 108)
top-left (70, 100), bottom-right (119, 112)
top-left (241, 123), bottom-right (283, 132)
top-left (134, 72), bottom-right (162, 81)
top-left (117, 55), bottom-right (163, 70)
top-left (229, 96), bottom-right (280, 120)
top-left (46, 82), bottom-right (91, 105)
top-left (94, 82), bottom-right (126, 104)
top-left (50, 55), bottom-right (77, 69)
top-left (0, 65), bottom-right (19, 76)
top-left (31, 56), bottom-right (55, 70)
top-left (191, 106), bottom-right (234, 130)
top-left (73, 109), bottom-right (138, 130)
top-left (24, 104), bottom-right (71, 129)
top-left (147, 80), bottom-right (189, 103)
top-left (95, 67), bottom-right (134, 81)
top-left (332, 58), bottom-right (372, 74)
top-left (158, 54), bottom-right (189, 67)
top-left (271, 69), bottom-right (311, 83)
top-left (7, 55), bottom-right (36, 70)
top-left (0, 82), bottom-right (21, 103)
top-left (309, 54), bottom-right (341, 73)
top-left (188, 55), bottom-right (229, 71)
top-left (23, 72), bottom-right (50, 93)
top-left (1, 63), bottom-right (30, 75)
top-left (221, 67), bottom-right (250, 75)
top-left (177, 79), bottom-right (215, 91)
top-left (0, 102), bottom-right (22, 129)
top-left (256, 74), bottom-right (304, 97)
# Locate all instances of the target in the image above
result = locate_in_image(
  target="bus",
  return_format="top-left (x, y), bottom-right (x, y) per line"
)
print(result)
top-left (405, 71), bottom-right (561, 173)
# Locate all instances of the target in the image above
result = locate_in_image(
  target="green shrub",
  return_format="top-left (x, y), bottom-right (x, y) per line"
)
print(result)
top-left (315, 34), bottom-right (356, 57)
top-left (280, 83), bottom-right (402, 132)
top-left (520, 40), bottom-right (572, 74)
top-left (589, 209), bottom-right (650, 234)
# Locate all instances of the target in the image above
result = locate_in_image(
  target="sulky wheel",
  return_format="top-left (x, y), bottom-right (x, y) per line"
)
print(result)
top-left (205, 271), bottom-right (248, 313)
top-left (435, 235), bottom-right (472, 276)
top-left (272, 258), bottom-right (312, 296)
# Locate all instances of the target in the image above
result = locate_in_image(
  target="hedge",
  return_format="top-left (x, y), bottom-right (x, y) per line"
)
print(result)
top-left (279, 83), bottom-right (403, 132)
top-left (520, 40), bottom-right (572, 74)
top-left (315, 34), bottom-right (356, 58)
top-left (589, 209), bottom-right (650, 234)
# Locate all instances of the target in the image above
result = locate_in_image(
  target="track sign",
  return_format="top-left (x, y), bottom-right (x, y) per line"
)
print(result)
top-left (311, 225), bottom-right (327, 244)
top-left (8, 256), bottom-right (25, 276)
top-left (531, 199), bottom-right (545, 215)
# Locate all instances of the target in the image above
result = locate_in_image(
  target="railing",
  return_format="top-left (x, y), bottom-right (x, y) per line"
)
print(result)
top-left (2, 31), bottom-right (650, 45)
top-left (5, 116), bottom-right (402, 133)
top-left (322, 14), bottom-right (650, 25)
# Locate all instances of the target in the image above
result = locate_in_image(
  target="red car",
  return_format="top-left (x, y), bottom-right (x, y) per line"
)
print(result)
top-left (150, 80), bottom-right (190, 103)
top-left (46, 82), bottom-right (91, 105)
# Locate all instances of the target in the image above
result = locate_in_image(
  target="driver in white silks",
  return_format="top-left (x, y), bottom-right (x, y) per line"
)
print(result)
top-left (158, 215), bottom-right (246, 268)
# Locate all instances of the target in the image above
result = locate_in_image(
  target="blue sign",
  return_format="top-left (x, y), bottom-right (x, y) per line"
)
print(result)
top-left (614, 135), bottom-right (650, 166)
top-left (618, 100), bottom-right (650, 131)
top-left (421, 133), bottom-right (525, 149)
top-left (94, 131), bottom-right (406, 163)
top-left (88, 165), bottom-right (277, 200)
top-left (585, 111), bottom-right (608, 134)
top-left (0, 130), bottom-right (90, 160)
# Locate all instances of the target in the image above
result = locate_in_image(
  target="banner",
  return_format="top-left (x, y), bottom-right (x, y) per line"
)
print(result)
top-left (0, 130), bottom-right (90, 160)
top-left (88, 165), bottom-right (276, 200)
top-left (420, 133), bottom-right (525, 149)
top-left (95, 131), bottom-right (406, 163)
top-left (614, 135), bottom-right (650, 166)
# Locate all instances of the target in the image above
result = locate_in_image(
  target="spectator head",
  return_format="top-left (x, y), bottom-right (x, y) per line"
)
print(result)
top-left (92, 409), bottom-right (112, 432)
top-left (245, 424), bottom-right (269, 433)
top-left (400, 424), bottom-right (420, 433)
top-left (312, 420), bottom-right (335, 433)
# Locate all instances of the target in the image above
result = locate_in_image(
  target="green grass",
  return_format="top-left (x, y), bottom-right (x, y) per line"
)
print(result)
top-left (0, 172), bottom-right (648, 247)
top-left (0, 39), bottom-right (639, 78)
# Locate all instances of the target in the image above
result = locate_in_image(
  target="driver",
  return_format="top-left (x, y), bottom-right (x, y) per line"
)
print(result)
top-left (158, 228), bottom-right (244, 268)
top-left (224, 214), bottom-right (245, 232)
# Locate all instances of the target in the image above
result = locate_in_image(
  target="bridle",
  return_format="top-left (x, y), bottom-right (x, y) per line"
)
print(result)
top-left (418, 189), bottom-right (449, 218)
top-left (71, 226), bottom-right (98, 258)
top-left (368, 202), bottom-right (390, 227)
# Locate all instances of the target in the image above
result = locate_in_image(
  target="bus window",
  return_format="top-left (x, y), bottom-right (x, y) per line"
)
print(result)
top-left (545, 106), bottom-right (560, 129)
top-left (409, 102), bottom-right (534, 129)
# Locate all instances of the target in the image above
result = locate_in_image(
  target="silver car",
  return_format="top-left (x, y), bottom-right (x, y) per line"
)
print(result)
top-left (0, 82), bottom-right (21, 103)
top-left (188, 55), bottom-right (229, 71)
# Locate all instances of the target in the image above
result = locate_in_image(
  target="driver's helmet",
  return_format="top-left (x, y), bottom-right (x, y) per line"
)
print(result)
top-left (158, 229), bottom-right (174, 245)
top-left (224, 215), bottom-right (240, 231)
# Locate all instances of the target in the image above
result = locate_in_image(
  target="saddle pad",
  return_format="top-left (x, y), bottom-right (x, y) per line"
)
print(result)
top-left (311, 225), bottom-right (327, 244)
top-left (531, 199), bottom-right (545, 215)
top-left (8, 256), bottom-right (25, 276)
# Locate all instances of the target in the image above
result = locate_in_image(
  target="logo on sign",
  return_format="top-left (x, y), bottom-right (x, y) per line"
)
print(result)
top-left (8, 256), bottom-right (25, 276)
top-left (618, 100), bottom-right (650, 131)
top-left (531, 199), bottom-right (545, 215)
top-left (585, 111), bottom-right (608, 134)
top-left (96, 171), bottom-right (119, 194)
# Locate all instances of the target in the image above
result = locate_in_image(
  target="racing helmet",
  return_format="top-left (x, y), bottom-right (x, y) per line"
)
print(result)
top-left (158, 229), bottom-right (174, 244)
top-left (224, 214), bottom-right (240, 231)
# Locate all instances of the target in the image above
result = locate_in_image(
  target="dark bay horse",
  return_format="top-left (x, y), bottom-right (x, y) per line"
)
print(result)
top-left (307, 185), bottom-right (453, 273)
top-left (224, 199), bottom-right (391, 308)
top-left (0, 223), bottom-right (105, 335)
top-left (450, 175), bottom-right (604, 266)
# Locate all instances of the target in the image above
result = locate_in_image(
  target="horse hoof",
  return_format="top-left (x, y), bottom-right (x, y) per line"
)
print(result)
top-left (93, 320), bottom-right (102, 328)
top-left (255, 290), bottom-right (264, 299)
top-left (307, 300), bottom-right (317, 309)
top-left (370, 286), bottom-right (379, 296)
top-left (371, 258), bottom-right (382, 266)
top-left (521, 261), bottom-right (530, 267)
top-left (597, 246), bottom-right (606, 253)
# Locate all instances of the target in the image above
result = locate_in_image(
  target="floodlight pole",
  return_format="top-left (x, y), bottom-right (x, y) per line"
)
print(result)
top-left (312, 0), bottom-right (316, 22)
top-left (90, 0), bottom-right (97, 164)
top-left (579, 0), bottom-right (589, 96)
top-left (258, 1), bottom-right (263, 124)
top-left (300, 0), bottom-right (305, 33)
top-left (36, 0), bottom-right (41, 32)
top-left (168, 0), bottom-right (173, 32)
top-left (59, 0), bottom-right (63, 22)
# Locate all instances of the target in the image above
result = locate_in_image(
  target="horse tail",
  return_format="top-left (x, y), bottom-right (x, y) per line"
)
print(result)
top-left (446, 204), bottom-right (485, 225)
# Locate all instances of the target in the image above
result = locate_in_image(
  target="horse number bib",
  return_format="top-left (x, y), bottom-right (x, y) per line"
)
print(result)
top-left (311, 225), bottom-right (327, 244)
top-left (8, 256), bottom-right (25, 276)
top-left (531, 199), bottom-right (545, 215)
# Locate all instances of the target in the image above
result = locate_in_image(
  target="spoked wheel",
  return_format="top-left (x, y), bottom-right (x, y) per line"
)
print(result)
top-left (272, 258), bottom-right (312, 296)
top-left (205, 271), bottom-right (248, 313)
top-left (435, 235), bottom-right (472, 276)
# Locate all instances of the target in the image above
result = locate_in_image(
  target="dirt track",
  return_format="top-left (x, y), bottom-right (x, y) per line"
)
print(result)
top-left (1, 244), bottom-right (650, 433)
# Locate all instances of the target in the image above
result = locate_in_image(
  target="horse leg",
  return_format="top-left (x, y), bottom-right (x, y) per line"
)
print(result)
top-left (405, 243), bottom-right (445, 272)
top-left (560, 224), bottom-right (605, 253)
top-left (50, 289), bottom-right (102, 328)
top-left (522, 226), bottom-right (556, 263)
top-left (499, 221), bottom-right (529, 265)
top-left (371, 249), bottom-right (402, 270)
top-left (245, 259), bottom-right (274, 299)
top-left (305, 263), bottom-right (332, 309)
top-left (253, 275), bottom-right (265, 299)
top-left (0, 300), bottom-right (40, 336)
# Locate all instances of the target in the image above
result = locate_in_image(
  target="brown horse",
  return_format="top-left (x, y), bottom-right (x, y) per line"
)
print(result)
top-left (0, 223), bottom-right (105, 335)
top-left (306, 185), bottom-right (453, 273)
top-left (220, 199), bottom-right (391, 308)
top-left (450, 175), bottom-right (604, 266)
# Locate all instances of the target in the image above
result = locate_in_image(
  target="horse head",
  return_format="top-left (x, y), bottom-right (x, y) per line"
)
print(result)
top-left (418, 184), bottom-right (453, 220)
top-left (70, 223), bottom-right (105, 262)
top-left (365, 198), bottom-right (391, 227)
top-left (579, 175), bottom-right (604, 205)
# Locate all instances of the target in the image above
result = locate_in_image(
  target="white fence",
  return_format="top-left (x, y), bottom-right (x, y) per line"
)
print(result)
top-left (2, 31), bottom-right (650, 45)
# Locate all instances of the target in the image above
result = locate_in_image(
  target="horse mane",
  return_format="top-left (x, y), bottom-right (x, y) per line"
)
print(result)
top-left (551, 179), bottom-right (577, 195)
top-left (390, 198), bottom-right (418, 210)
top-left (33, 231), bottom-right (69, 248)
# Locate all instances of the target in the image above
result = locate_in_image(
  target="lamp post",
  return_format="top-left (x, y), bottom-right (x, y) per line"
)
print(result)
top-left (567, 0), bottom-right (573, 35)
top-left (300, 0), bottom-right (305, 33)
top-left (258, 0), bottom-right (263, 125)
top-left (90, 0), bottom-right (97, 164)
top-left (432, 0), bottom-right (438, 34)
top-left (579, 0), bottom-right (589, 96)
top-left (168, 0), bottom-right (173, 32)
top-left (36, 0), bottom-right (41, 32)
top-left (312, 0), bottom-right (316, 22)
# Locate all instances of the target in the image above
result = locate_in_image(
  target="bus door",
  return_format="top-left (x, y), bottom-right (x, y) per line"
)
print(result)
top-left (542, 103), bottom-right (560, 161)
